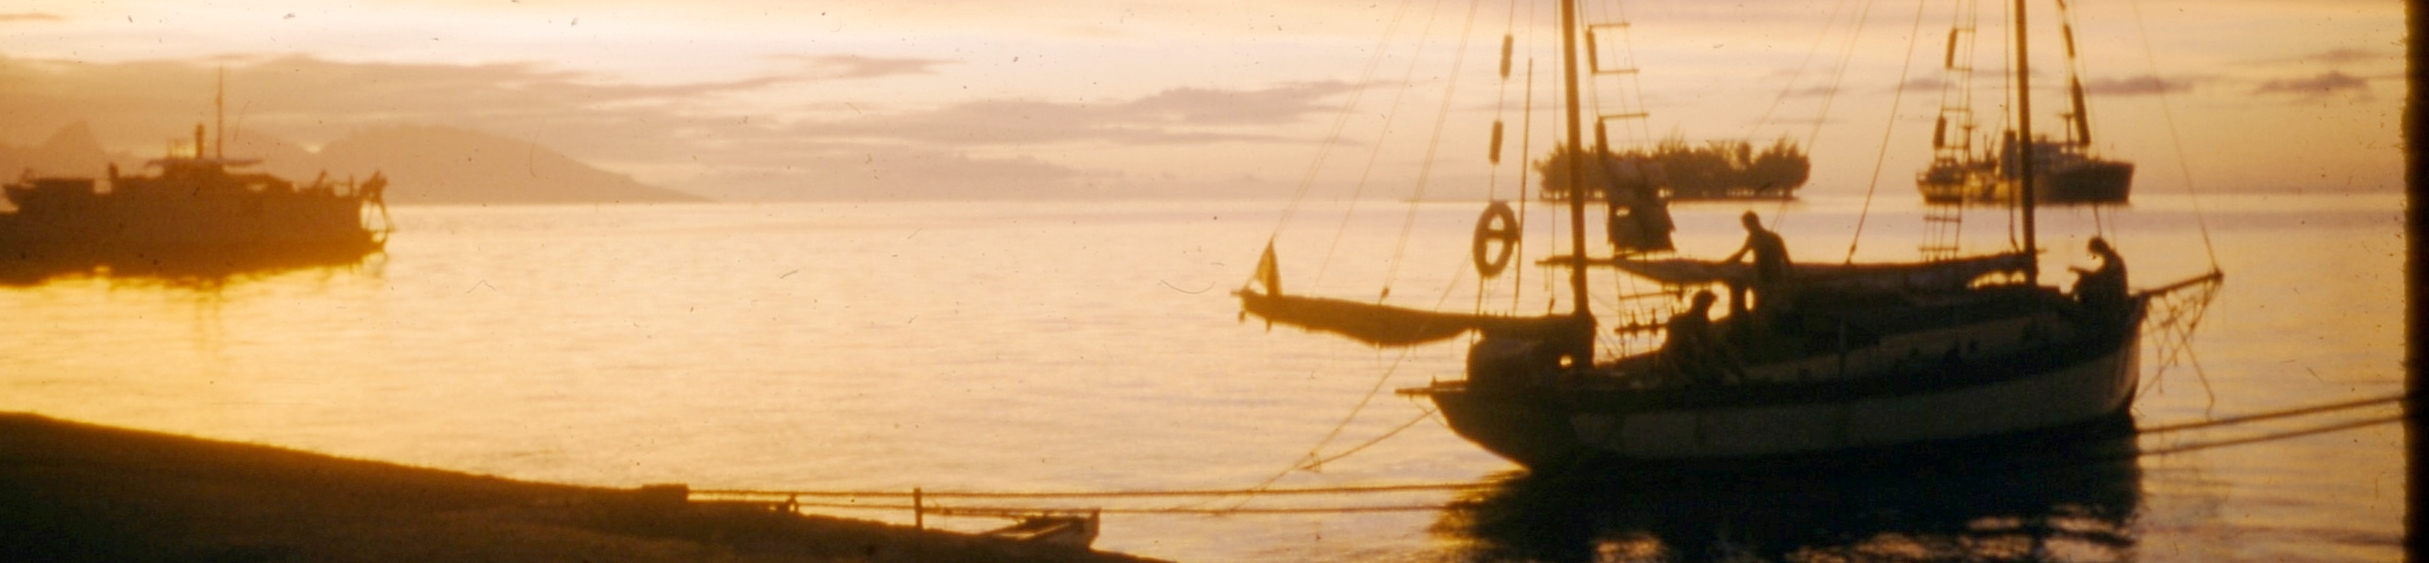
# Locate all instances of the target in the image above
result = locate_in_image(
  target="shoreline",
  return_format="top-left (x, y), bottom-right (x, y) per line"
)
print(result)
top-left (0, 413), bottom-right (1170, 563)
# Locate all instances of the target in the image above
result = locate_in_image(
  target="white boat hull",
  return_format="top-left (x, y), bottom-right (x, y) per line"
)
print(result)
top-left (1576, 339), bottom-right (2135, 459)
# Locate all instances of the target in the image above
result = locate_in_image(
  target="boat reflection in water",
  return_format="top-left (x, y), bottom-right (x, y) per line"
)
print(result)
top-left (1439, 415), bottom-right (2141, 563)
top-left (0, 241), bottom-right (385, 288)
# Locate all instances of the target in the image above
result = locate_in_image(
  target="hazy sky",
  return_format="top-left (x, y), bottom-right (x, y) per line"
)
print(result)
top-left (0, 0), bottom-right (2405, 199)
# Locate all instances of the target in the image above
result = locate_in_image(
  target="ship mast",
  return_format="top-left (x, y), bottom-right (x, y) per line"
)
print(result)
top-left (1559, 0), bottom-right (1592, 323)
top-left (2013, 0), bottom-right (2038, 283)
top-left (215, 67), bottom-right (226, 162)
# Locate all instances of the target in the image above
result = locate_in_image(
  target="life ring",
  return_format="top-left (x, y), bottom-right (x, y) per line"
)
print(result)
top-left (1472, 201), bottom-right (1519, 277)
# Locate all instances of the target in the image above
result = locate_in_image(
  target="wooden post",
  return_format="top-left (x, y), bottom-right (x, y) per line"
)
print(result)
top-left (912, 488), bottom-right (924, 530)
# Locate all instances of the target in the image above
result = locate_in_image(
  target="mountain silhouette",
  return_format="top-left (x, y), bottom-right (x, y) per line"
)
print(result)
top-left (4, 123), bottom-right (700, 205)
top-left (314, 125), bottom-right (701, 205)
top-left (0, 121), bottom-right (113, 180)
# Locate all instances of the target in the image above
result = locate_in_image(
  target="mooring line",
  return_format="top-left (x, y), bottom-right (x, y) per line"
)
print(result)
top-left (2136, 392), bottom-right (2407, 435)
top-left (697, 393), bottom-right (2409, 515)
top-left (2139, 414), bottom-right (2405, 458)
top-left (757, 407), bottom-right (2406, 518)
top-left (693, 481), bottom-right (1491, 501)
top-left (769, 501), bottom-right (1455, 516)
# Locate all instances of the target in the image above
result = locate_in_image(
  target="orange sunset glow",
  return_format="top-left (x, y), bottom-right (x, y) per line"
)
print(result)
top-left (1, 0), bottom-right (2405, 202)
top-left (0, 1), bottom-right (2412, 561)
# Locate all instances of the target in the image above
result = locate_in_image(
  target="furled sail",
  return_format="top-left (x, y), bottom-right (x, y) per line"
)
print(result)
top-left (1238, 290), bottom-right (1591, 347)
top-left (1240, 243), bottom-right (1586, 347)
top-left (1238, 291), bottom-right (1484, 346)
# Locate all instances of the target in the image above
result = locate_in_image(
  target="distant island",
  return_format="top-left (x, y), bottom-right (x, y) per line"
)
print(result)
top-left (0, 122), bottom-right (702, 205)
top-left (1537, 136), bottom-right (1810, 201)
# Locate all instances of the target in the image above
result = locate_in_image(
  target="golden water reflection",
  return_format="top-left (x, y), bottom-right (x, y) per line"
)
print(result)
top-left (0, 248), bottom-right (384, 289)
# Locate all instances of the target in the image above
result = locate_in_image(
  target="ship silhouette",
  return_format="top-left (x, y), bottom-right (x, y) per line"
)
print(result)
top-left (0, 73), bottom-right (390, 285)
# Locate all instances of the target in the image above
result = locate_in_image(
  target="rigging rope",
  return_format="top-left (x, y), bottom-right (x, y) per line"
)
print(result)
top-left (1260, 0), bottom-right (1418, 290)
top-left (1843, 0), bottom-right (1935, 262)
top-left (2140, 272), bottom-right (2223, 415)
top-left (1241, 263), bottom-right (1475, 500)
top-left (1271, 0), bottom-right (1415, 239)
top-left (1802, 0), bottom-right (1880, 153)
top-left (1384, 0), bottom-right (1490, 289)
top-left (1257, 345), bottom-right (1413, 487)
top-left (1748, 0), bottom-right (1857, 143)
top-left (1508, 0), bottom-right (1542, 314)
top-left (2122, 0), bottom-right (2220, 268)
top-left (1510, 59), bottom-right (1538, 313)
top-left (1300, 406), bottom-right (1442, 472)
top-left (1323, 0), bottom-right (1452, 298)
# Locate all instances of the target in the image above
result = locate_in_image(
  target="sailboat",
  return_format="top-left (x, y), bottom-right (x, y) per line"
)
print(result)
top-left (1918, 0), bottom-right (2132, 205)
top-left (1239, 0), bottom-right (2218, 470)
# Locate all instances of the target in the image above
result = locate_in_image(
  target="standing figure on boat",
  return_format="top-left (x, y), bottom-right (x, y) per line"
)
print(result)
top-left (1661, 290), bottom-right (1735, 384)
top-left (1722, 211), bottom-right (1794, 334)
top-left (2070, 237), bottom-right (2129, 324)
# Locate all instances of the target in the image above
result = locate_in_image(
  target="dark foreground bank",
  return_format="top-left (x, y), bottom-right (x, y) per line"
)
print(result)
top-left (0, 413), bottom-right (1171, 563)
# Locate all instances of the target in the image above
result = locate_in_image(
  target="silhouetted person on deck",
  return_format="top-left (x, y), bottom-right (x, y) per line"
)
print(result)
top-left (2070, 237), bottom-right (2129, 323)
top-left (1722, 212), bottom-right (1793, 335)
top-left (1662, 290), bottom-right (1731, 383)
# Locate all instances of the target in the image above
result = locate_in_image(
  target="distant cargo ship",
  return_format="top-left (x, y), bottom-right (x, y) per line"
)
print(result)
top-left (1917, 133), bottom-right (2133, 205)
top-left (1915, 0), bottom-right (2132, 206)
top-left (0, 78), bottom-right (390, 284)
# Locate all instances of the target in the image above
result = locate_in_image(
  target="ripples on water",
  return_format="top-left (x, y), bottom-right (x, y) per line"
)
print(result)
top-left (0, 193), bottom-right (2405, 562)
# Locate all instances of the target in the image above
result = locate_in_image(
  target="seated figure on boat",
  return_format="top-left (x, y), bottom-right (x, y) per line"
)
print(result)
top-left (1660, 290), bottom-right (1738, 384)
top-left (2069, 237), bottom-right (2130, 324)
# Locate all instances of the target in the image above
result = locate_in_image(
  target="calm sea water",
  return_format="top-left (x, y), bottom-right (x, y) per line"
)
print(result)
top-left (0, 191), bottom-right (2405, 562)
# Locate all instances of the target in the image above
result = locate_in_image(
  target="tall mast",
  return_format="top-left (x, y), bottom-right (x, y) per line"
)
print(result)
top-left (1559, 0), bottom-right (1592, 320)
top-left (2013, 0), bottom-right (2037, 283)
top-left (214, 67), bottom-right (226, 162)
